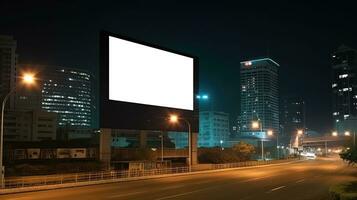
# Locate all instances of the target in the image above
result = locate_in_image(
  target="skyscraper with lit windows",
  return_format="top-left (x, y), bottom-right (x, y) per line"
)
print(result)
top-left (240, 58), bottom-right (279, 135)
top-left (40, 67), bottom-right (92, 127)
top-left (331, 45), bottom-right (357, 133)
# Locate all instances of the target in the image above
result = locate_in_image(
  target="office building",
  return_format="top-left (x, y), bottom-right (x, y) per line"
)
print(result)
top-left (280, 96), bottom-right (305, 137)
top-left (16, 65), bottom-right (93, 128)
top-left (331, 45), bottom-right (357, 133)
top-left (198, 111), bottom-right (230, 147)
top-left (240, 58), bottom-right (279, 135)
top-left (40, 67), bottom-right (92, 127)
top-left (3, 109), bottom-right (57, 141)
top-left (0, 35), bottom-right (17, 109)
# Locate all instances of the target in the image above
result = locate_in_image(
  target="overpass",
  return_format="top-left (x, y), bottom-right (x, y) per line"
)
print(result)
top-left (302, 136), bottom-right (348, 148)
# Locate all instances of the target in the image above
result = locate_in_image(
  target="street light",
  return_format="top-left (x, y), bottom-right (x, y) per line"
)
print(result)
top-left (251, 120), bottom-right (267, 160)
top-left (251, 121), bottom-right (260, 130)
top-left (297, 130), bottom-right (303, 135)
top-left (344, 131), bottom-right (356, 148)
top-left (169, 114), bottom-right (192, 170)
top-left (267, 129), bottom-right (280, 159)
top-left (159, 134), bottom-right (164, 162)
top-left (332, 131), bottom-right (338, 137)
top-left (344, 131), bottom-right (350, 136)
top-left (0, 72), bottom-right (36, 188)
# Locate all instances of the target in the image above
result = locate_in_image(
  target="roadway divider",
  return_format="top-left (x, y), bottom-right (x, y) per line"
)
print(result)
top-left (0, 158), bottom-right (301, 195)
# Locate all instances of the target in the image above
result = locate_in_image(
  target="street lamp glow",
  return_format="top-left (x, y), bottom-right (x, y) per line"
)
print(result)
top-left (252, 121), bottom-right (260, 129)
top-left (297, 130), bottom-right (303, 135)
top-left (169, 114), bottom-right (178, 123)
top-left (332, 131), bottom-right (338, 137)
top-left (267, 130), bottom-right (273, 136)
top-left (344, 131), bottom-right (351, 136)
top-left (22, 73), bottom-right (35, 85)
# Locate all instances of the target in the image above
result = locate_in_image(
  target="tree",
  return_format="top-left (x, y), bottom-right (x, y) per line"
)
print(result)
top-left (340, 148), bottom-right (357, 166)
top-left (232, 141), bottom-right (256, 161)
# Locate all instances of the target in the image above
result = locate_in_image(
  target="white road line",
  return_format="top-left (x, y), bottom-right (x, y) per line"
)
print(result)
top-left (295, 179), bottom-right (305, 183)
top-left (155, 176), bottom-right (273, 200)
top-left (154, 188), bottom-right (209, 200)
top-left (269, 185), bottom-right (286, 192)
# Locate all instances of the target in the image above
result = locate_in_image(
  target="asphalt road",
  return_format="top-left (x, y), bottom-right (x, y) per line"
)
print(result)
top-left (2, 156), bottom-right (356, 200)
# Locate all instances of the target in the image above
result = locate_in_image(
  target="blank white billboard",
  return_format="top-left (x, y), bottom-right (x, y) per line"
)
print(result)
top-left (109, 36), bottom-right (194, 110)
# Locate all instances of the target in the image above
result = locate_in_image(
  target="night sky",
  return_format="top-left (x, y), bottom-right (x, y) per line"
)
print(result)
top-left (1, 1), bottom-right (357, 133)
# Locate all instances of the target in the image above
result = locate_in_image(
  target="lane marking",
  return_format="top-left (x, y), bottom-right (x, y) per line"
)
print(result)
top-left (295, 179), bottom-right (305, 183)
top-left (155, 187), bottom-right (210, 200)
top-left (155, 176), bottom-right (274, 200)
top-left (268, 185), bottom-right (286, 192)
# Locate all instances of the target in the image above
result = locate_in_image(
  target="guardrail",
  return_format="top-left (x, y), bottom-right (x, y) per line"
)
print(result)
top-left (3, 158), bottom-right (298, 190)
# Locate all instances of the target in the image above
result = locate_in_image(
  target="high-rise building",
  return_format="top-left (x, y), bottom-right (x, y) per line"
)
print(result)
top-left (41, 67), bottom-right (92, 127)
top-left (331, 45), bottom-right (357, 133)
top-left (18, 65), bottom-right (93, 127)
top-left (198, 111), bottom-right (230, 147)
top-left (240, 58), bottom-right (279, 134)
top-left (280, 96), bottom-right (305, 139)
top-left (0, 35), bottom-right (17, 109)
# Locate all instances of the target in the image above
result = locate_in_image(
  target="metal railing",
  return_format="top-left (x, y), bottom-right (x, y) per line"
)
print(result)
top-left (3, 158), bottom-right (298, 190)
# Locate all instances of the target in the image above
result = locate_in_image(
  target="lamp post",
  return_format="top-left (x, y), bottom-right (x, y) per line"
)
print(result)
top-left (267, 129), bottom-right (279, 159)
top-left (344, 131), bottom-right (356, 148)
top-left (159, 134), bottom-right (164, 162)
top-left (252, 120), bottom-right (265, 160)
top-left (0, 72), bottom-right (36, 188)
top-left (169, 114), bottom-right (192, 170)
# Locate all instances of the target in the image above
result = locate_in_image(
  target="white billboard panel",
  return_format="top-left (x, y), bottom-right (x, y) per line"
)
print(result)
top-left (109, 36), bottom-right (194, 110)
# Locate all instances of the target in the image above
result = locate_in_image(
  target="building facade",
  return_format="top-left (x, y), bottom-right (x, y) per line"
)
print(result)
top-left (331, 45), bottom-right (357, 133)
top-left (40, 67), bottom-right (92, 127)
top-left (280, 96), bottom-right (305, 137)
top-left (0, 35), bottom-right (17, 109)
top-left (3, 109), bottom-right (57, 141)
top-left (240, 58), bottom-right (280, 134)
top-left (198, 111), bottom-right (230, 147)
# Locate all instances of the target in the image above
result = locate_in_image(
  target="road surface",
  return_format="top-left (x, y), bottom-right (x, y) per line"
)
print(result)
top-left (2, 157), bottom-right (356, 200)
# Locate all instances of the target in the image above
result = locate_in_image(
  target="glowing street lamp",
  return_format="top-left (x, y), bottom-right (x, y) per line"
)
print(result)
top-left (251, 119), bottom-right (268, 160)
top-left (267, 130), bottom-right (273, 136)
top-left (344, 131), bottom-right (356, 148)
top-left (169, 114), bottom-right (192, 170)
top-left (252, 121), bottom-right (260, 130)
top-left (0, 72), bottom-right (37, 188)
top-left (169, 114), bottom-right (178, 123)
top-left (22, 73), bottom-right (35, 85)
top-left (332, 131), bottom-right (338, 137)
top-left (297, 130), bottom-right (303, 135)
top-left (344, 131), bottom-right (350, 136)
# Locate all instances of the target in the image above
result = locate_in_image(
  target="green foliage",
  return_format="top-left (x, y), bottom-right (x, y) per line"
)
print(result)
top-left (232, 141), bottom-right (256, 161)
top-left (198, 142), bottom-right (255, 164)
top-left (340, 148), bottom-right (357, 166)
top-left (330, 181), bottom-right (357, 200)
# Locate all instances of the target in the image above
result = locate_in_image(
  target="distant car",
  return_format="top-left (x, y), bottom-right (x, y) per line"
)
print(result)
top-left (305, 152), bottom-right (316, 160)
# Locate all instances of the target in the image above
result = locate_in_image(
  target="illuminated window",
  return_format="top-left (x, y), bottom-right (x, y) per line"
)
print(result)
top-left (339, 74), bottom-right (348, 79)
